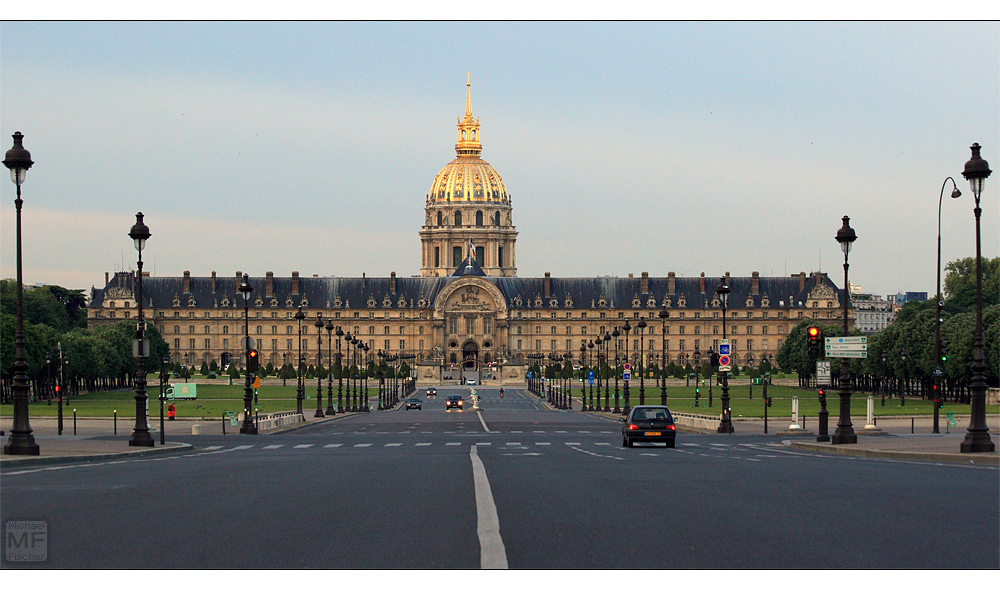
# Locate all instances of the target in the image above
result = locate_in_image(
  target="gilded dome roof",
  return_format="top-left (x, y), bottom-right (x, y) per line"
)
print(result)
top-left (427, 77), bottom-right (510, 205)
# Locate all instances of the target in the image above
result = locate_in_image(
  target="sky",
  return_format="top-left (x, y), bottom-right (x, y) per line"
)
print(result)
top-left (1, 19), bottom-right (998, 301)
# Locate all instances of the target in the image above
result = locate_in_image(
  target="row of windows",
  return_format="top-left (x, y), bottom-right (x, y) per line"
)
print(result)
top-left (435, 210), bottom-right (502, 227)
top-left (516, 339), bottom-right (777, 354)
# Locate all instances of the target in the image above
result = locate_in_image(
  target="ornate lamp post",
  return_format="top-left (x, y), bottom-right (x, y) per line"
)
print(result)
top-left (295, 306), bottom-right (305, 415)
top-left (659, 306), bottom-right (669, 405)
top-left (160, 355), bottom-right (169, 445)
top-left (363, 343), bottom-right (371, 411)
top-left (960, 143), bottom-right (995, 453)
top-left (612, 326), bottom-right (621, 413)
top-left (832, 216), bottom-right (858, 444)
top-left (716, 277), bottom-right (734, 433)
top-left (128, 212), bottom-right (154, 447)
top-left (238, 274), bottom-right (257, 434)
top-left (579, 343), bottom-right (588, 411)
top-left (622, 320), bottom-right (632, 414)
top-left (377, 350), bottom-right (385, 410)
top-left (603, 332), bottom-right (612, 411)
top-left (325, 320), bottom-right (336, 415)
top-left (935, 177), bottom-right (962, 433)
top-left (586, 340), bottom-right (595, 410)
top-left (314, 316), bottom-right (325, 418)
top-left (637, 318), bottom-right (647, 405)
top-left (3, 133), bottom-right (38, 455)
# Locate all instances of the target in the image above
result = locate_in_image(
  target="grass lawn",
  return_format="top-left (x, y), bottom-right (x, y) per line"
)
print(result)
top-left (1, 383), bottom-right (374, 419)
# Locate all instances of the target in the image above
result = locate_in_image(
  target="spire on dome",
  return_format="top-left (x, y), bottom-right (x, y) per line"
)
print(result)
top-left (455, 74), bottom-right (482, 158)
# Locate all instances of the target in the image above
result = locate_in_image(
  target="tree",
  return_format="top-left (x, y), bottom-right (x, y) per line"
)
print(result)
top-left (944, 256), bottom-right (999, 313)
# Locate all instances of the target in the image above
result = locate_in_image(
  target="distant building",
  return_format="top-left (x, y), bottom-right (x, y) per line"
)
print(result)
top-left (852, 292), bottom-right (894, 334)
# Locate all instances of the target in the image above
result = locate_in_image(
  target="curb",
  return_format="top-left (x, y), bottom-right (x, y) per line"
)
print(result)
top-left (784, 440), bottom-right (1000, 466)
top-left (0, 442), bottom-right (193, 470)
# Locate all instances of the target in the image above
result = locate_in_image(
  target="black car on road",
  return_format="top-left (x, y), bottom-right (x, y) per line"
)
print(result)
top-left (445, 394), bottom-right (463, 409)
top-left (405, 398), bottom-right (422, 410)
top-left (425, 387), bottom-right (437, 397)
top-left (620, 405), bottom-right (676, 448)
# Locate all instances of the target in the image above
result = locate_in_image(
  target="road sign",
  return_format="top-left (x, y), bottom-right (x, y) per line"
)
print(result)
top-left (933, 366), bottom-right (944, 377)
top-left (588, 371), bottom-right (594, 386)
top-left (826, 336), bottom-right (867, 344)
top-left (240, 337), bottom-right (256, 349)
top-left (623, 370), bottom-right (631, 380)
top-left (719, 354), bottom-right (731, 367)
top-left (816, 360), bottom-right (832, 385)
top-left (825, 343), bottom-right (867, 351)
top-left (826, 350), bottom-right (868, 358)
top-left (623, 363), bottom-right (631, 371)
top-left (719, 340), bottom-right (731, 355)
top-left (132, 338), bottom-right (149, 358)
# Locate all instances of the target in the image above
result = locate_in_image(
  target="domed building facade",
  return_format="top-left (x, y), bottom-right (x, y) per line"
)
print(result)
top-left (420, 77), bottom-right (517, 277)
top-left (88, 78), bottom-right (852, 394)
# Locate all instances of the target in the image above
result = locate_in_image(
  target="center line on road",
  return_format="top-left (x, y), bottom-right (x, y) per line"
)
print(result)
top-left (294, 444), bottom-right (313, 449)
top-left (386, 443), bottom-right (402, 447)
top-left (470, 445), bottom-right (508, 570)
top-left (324, 443), bottom-right (342, 448)
top-left (262, 445), bottom-right (284, 450)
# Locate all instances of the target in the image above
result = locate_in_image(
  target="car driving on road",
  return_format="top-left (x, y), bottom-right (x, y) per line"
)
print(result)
top-left (405, 398), bottom-right (422, 410)
top-left (620, 405), bottom-right (676, 448)
top-left (445, 394), bottom-right (463, 409)
top-left (425, 387), bottom-right (437, 397)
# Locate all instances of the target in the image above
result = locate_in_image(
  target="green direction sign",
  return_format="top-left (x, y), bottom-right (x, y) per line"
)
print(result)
top-left (826, 350), bottom-right (868, 358)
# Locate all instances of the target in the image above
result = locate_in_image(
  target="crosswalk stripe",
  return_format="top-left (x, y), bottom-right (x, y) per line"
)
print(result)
top-left (565, 442), bottom-right (580, 446)
top-left (355, 443), bottom-right (372, 447)
top-left (416, 442), bottom-right (432, 446)
top-left (535, 442), bottom-right (551, 446)
top-left (294, 444), bottom-right (313, 449)
top-left (324, 443), bottom-right (342, 448)
top-left (386, 443), bottom-right (402, 447)
top-left (262, 445), bottom-right (284, 450)
top-left (446, 442), bottom-right (461, 446)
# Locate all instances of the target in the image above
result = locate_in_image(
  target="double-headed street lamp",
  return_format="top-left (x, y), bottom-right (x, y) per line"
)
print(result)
top-left (716, 277), bottom-right (734, 434)
top-left (832, 216), bottom-right (858, 444)
top-left (238, 274), bottom-right (257, 434)
top-left (602, 332), bottom-right (612, 412)
top-left (637, 317), bottom-right (647, 405)
top-left (622, 320), bottom-right (632, 415)
top-left (612, 326), bottom-right (621, 413)
top-left (314, 316), bottom-right (325, 418)
top-left (128, 212), bottom-right (154, 447)
top-left (295, 306), bottom-right (305, 415)
top-left (3, 132), bottom-right (39, 455)
top-left (659, 305), bottom-right (669, 405)
top-left (960, 143), bottom-right (995, 453)
top-left (325, 320), bottom-right (336, 415)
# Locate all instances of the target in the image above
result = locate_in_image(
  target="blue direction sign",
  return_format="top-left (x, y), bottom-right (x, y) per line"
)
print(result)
top-left (719, 340), bottom-right (731, 356)
top-left (588, 371), bottom-right (594, 385)
top-left (623, 370), bottom-right (631, 380)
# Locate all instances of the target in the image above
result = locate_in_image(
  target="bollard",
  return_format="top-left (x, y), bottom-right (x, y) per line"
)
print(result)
top-left (114, 409), bottom-right (117, 435)
top-left (222, 413), bottom-right (226, 435)
top-left (73, 408), bottom-right (77, 435)
top-left (192, 424), bottom-right (201, 435)
top-left (911, 417), bottom-right (914, 434)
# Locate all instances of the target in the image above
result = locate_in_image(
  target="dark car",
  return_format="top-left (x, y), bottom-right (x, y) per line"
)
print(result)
top-left (425, 387), bottom-right (437, 397)
top-left (620, 405), bottom-right (676, 448)
top-left (405, 398), bottom-right (422, 410)
top-left (445, 394), bottom-right (463, 409)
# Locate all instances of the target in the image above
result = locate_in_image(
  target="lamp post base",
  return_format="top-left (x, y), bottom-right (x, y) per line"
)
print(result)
top-left (3, 434), bottom-right (40, 456)
top-left (960, 430), bottom-right (996, 453)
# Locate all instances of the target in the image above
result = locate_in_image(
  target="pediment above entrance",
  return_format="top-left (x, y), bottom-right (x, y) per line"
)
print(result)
top-left (434, 277), bottom-right (507, 319)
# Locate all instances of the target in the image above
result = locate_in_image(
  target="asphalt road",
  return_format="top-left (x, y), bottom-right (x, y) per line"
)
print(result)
top-left (3, 386), bottom-right (998, 569)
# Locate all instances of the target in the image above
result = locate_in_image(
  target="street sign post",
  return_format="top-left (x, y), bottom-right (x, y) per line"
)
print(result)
top-left (719, 354), bottom-right (732, 372)
top-left (816, 360), bottom-right (832, 386)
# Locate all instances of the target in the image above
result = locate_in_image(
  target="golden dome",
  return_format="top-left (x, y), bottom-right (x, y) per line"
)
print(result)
top-left (427, 76), bottom-right (510, 204)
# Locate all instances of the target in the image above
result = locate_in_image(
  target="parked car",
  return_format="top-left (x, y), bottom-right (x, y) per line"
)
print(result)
top-left (425, 387), bottom-right (437, 397)
top-left (405, 398), bottom-right (422, 411)
top-left (467, 379), bottom-right (476, 386)
top-left (445, 394), bottom-right (464, 409)
top-left (620, 405), bottom-right (676, 448)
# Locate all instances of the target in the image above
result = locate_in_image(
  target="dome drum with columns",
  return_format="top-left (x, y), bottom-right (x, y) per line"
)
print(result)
top-left (420, 76), bottom-right (517, 277)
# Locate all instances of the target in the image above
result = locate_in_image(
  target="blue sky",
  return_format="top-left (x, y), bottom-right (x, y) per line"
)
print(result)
top-left (1, 20), bottom-right (998, 299)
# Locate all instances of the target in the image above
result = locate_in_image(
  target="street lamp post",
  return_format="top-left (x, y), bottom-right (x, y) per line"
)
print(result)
top-left (716, 277), bottom-right (734, 434)
top-left (315, 316), bottom-right (325, 418)
top-left (363, 343), bottom-right (371, 411)
top-left (637, 318), bottom-right (646, 406)
top-left (899, 349), bottom-right (908, 407)
top-left (935, 177), bottom-right (962, 434)
top-left (612, 326), bottom-right (621, 413)
top-left (160, 355), bottom-right (169, 445)
top-left (238, 274), bottom-right (257, 434)
top-left (622, 320), bottom-right (632, 415)
top-left (832, 216), bottom-right (858, 444)
top-left (128, 212), bottom-right (154, 447)
top-left (579, 343), bottom-right (588, 411)
top-left (295, 306), bottom-right (305, 415)
top-left (3, 131), bottom-right (39, 455)
top-left (960, 143), bottom-right (995, 453)
top-left (588, 340), bottom-right (595, 411)
top-left (603, 332), bottom-right (612, 411)
top-left (659, 306), bottom-right (669, 405)
top-left (325, 320), bottom-right (336, 415)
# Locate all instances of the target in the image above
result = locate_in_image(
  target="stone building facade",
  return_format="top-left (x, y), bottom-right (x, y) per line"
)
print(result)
top-left (87, 80), bottom-right (853, 384)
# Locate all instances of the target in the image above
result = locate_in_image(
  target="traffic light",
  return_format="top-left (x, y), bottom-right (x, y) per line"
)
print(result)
top-left (807, 326), bottom-right (821, 356)
top-left (766, 397), bottom-right (773, 407)
top-left (940, 340), bottom-right (949, 363)
top-left (248, 349), bottom-right (259, 373)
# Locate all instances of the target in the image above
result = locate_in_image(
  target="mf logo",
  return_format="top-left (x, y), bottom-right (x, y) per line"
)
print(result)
top-left (4, 519), bottom-right (49, 564)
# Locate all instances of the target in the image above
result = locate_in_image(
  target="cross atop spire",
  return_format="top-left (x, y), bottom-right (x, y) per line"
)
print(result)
top-left (455, 74), bottom-right (482, 158)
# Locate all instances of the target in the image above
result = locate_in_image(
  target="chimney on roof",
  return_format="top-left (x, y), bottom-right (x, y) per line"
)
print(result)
top-left (266, 272), bottom-right (274, 298)
top-left (211, 271), bottom-right (217, 294)
top-left (799, 271), bottom-right (807, 291)
top-left (236, 271), bottom-right (242, 278)
top-left (362, 272), bottom-right (366, 289)
top-left (752, 271), bottom-right (759, 296)
top-left (628, 273), bottom-right (633, 278)
top-left (667, 271), bottom-right (675, 296)
top-left (641, 271), bottom-right (649, 294)
top-left (105, 272), bottom-right (109, 286)
top-left (816, 272), bottom-right (823, 286)
top-left (700, 272), bottom-right (705, 293)
top-left (391, 271), bottom-right (397, 294)
top-left (183, 271), bottom-right (190, 294)
top-left (292, 271), bottom-right (300, 295)
top-left (544, 272), bottom-right (551, 298)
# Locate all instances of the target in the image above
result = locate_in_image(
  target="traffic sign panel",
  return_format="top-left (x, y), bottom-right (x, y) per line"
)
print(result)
top-left (826, 350), bottom-right (868, 358)
top-left (827, 336), bottom-right (867, 344)
top-left (719, 342), bottom-right (731, 355)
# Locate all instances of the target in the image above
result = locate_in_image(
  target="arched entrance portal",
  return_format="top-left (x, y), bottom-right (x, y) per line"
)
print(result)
top-left (462, 341), bottom-right (479, 369)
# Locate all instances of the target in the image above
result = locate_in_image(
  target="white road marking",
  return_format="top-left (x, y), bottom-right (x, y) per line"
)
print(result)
top-left (324, 443), bottom-right (342, 448)
top-left (470, 445), bottom-right (508, 569)
top-left (477, 412), bottom-right (491, 433)
top-left (294, 444), bottom-right (313, 449)
top-left (262, 445), bottom-right (284, 450)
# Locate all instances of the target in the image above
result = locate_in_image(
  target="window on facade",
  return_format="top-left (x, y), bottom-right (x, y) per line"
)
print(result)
top-left (476, 211), bottom-right (483, 226)
top-left (174, 325), bottom-right (180, 334)
top-left (494, 211), bottom-right (500, 226)
top-left (467, 317), bottom-right (475, 334)
top-left (189, 338), bottom-right (195, 349)
top-left (256, 326), bottom-right (262, 335)
top-left (272, 326), bottom-right (277, 334)
top-left (455, 211), bottom-right (463, 226)
top-left (551, 326), bottom-right (556, 335)
top-left (190, 326), bottom-right (196, 334)
top-left (369, 326), bottom-right (375, 335)
top-left (437, 211), bottom-right (443, 226)
top-left (453, 246), bottom-right (462, 267)
top-left (679, 326), bottom-right (685, 335)
top-left (174, 338), bottom-right (180, 349)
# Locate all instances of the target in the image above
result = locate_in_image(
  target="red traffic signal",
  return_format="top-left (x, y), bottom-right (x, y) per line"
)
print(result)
top-left (807, 326), bottom-right (821, 355)
top-left (248, 349), bottom-right (260, 372)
